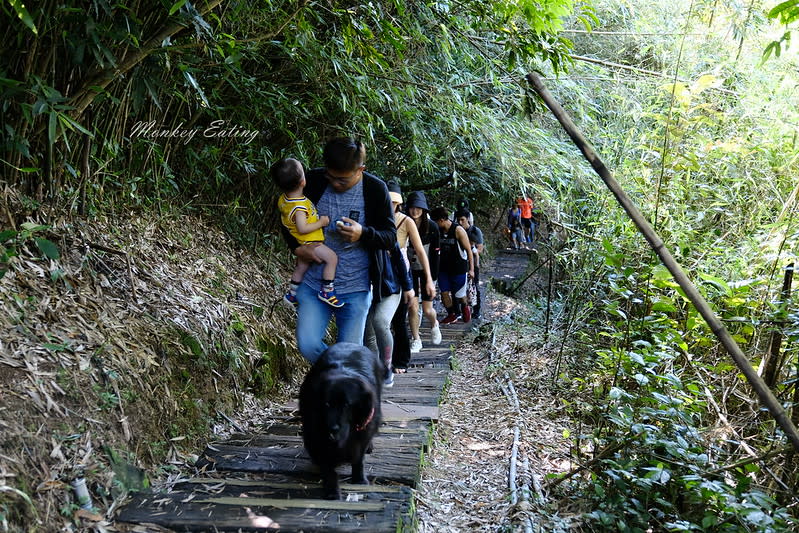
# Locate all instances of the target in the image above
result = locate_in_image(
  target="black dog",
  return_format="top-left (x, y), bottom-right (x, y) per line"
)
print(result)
top-left (299, 342), bottom-right (383, 499)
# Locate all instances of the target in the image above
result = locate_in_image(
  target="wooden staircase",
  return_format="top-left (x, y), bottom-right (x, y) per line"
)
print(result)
top-left (115, 323), bottom-right (468, 532)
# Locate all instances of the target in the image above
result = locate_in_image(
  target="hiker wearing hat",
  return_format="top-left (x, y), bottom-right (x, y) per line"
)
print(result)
top-left (406, 191), bottom-right (442, 350)
top-left (387, 182), bottom-right (436, 370)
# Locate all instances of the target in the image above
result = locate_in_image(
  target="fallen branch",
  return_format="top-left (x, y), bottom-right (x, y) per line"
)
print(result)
top-left (569, 55), bottom-right (738, 95)
top-left (86, 242), bottom-right (125, 255)
top-left (709, 446), bottom-right (794, 476)
top-left (509, 426), bottom-right (520, 505)
top-left (216, 409), bottom-right (245, 434)
top-left (520, 457), bottom-right (537, 533)
top-left (546, 432), bottom-right (644, 490)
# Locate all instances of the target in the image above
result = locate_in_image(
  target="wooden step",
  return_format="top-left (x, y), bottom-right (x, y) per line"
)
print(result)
top-left (116, 484), bottom-right (413, 532)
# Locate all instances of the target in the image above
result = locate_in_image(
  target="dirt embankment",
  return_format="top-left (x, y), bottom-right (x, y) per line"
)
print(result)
top-left (1, 199), bottom-right (305, 531)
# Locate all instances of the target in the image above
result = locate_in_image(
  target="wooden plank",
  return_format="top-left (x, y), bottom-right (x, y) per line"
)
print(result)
top-left (179, 477), bottom-right (408, 494)
top-left (244, 420), bottom-right (430, 439)
top-left (196, 443), bottom-right (423, 486)
top-left (407, 356), bottom-right (451, 368)
top-left (213, 431), bottom-right (426, 450)
top-left (383, 390), bottom-right (444, 406)
top-left (116, 488), bottom-right (412, 532)
top-left (381, 403), bottom-right (439, 422)
top-left (196, 496), bottom-right (384, 511)
top-left (281, 401), bottom-right (441, 420)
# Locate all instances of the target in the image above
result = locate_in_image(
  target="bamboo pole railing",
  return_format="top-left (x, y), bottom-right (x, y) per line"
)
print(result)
top-left (525, 71), bottom-right (799, 452)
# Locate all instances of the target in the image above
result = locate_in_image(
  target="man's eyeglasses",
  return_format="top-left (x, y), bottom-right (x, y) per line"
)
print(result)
top-left (324, 166), bottom-right (364, 183)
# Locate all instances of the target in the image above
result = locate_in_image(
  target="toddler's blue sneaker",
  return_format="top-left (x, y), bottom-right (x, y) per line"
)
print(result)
top-left (318, 289), bottom-right (344, 308)
top-left (283, 292), bottom-right (298, 307)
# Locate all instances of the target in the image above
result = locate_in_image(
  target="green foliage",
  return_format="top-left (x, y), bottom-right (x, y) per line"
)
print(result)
top-left (0, 0), bottom-right (582, 239)
top-left (568, 255), bottom-right (799, 531)
top-left (103, 445), bottom-right (150, 494)
top-left (765, 1), bottom-right (799, 60)
top-left (251, 336), bottom-right (293, 397)
top-left (1, 222), bottom-right (60, 278)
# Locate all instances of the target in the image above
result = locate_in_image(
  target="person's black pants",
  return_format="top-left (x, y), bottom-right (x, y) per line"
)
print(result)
top-left (472, 265), bottom-right (481, 318)
top-left (391, 298), bottom-right (411, 369)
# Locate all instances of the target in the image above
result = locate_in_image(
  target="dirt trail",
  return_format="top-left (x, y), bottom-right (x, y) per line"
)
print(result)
top-left (416, 249), bottom-right (578, 532)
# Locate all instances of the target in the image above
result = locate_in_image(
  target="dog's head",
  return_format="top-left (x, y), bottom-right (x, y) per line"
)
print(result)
top-left (320, 372), bottom-right (376, 445)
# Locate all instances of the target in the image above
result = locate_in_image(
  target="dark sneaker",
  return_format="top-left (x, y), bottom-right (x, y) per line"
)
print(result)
top-left (318, 289), bottom-right (344, 308)
top-left (462, 305), bottom-right (471, 323)
top-left (283, 292), bottom-right (298, 307)
top-left (441, 313), bottom-right (458, 325)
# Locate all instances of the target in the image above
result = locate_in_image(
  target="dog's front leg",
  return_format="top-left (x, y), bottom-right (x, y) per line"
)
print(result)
top-left (351, 453), bottom-right (369, 485)
top-left (321, 466), bottom-right (341, 500)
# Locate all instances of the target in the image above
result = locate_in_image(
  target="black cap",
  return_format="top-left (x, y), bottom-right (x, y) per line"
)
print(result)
top-left (405, 191), bottom-right (429, 211)
top-left (387, 180), bottom-right (403, 204)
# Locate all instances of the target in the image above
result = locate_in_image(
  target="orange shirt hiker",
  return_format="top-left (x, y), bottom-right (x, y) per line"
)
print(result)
top-left (517, 197), bottom-right (533, 219)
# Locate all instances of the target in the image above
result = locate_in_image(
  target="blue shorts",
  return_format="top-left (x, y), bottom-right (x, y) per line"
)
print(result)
top-left (438, 272), bottom-right (468, 299)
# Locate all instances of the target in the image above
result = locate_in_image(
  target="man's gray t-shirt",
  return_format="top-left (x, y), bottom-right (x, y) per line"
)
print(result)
top-left (304, 180), bottom-right (370, 294)
top-left (466, 225), bottom-right (484, 246)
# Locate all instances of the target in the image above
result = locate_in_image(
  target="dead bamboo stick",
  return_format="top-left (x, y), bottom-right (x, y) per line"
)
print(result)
top-left (569, 55), bottom-right (738, 95)
top-left (525, 71), bottom-right (799, 453)
top-left (509, 426), bottom-right (520, 505)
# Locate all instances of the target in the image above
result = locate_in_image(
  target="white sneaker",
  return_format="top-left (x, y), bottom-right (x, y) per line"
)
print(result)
top-left (410, 338), bottom-right (423, 353)
top-left (431, 323), bottom-right (442, 345)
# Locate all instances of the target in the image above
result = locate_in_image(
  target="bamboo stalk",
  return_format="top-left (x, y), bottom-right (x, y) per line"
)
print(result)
top-left (526, 71), bottom-right (799, 453)
top-left (763, 264), bottom-right (793, 387)
top-left (569, 54), bottom-right (738, 95)
top-left (68, 0), bottom-right (225, 118)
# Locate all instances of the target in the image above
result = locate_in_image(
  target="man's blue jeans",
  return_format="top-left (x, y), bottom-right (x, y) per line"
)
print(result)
top-left (295, 282), bottom-right (372, 363)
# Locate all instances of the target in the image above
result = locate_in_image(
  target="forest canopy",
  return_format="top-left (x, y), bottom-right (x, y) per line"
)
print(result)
top-left (0, 0), bottom-right (590, 231)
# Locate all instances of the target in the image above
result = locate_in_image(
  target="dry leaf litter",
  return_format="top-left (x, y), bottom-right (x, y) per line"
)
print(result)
top-left (1, 185), bottom-right (305, 531)
top-left (416, 258), bottom-right (583, 532)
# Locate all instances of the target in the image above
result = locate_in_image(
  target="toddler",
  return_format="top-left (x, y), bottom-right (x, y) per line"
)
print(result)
top-left (271, 158), bottom-right (343, 308)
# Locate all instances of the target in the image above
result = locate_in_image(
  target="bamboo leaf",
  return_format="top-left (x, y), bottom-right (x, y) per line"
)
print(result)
top-left (59, 114), bottom-right (93, 136)
top-left (768, 0), bottom-right (799, 21)
top-left (169, 0), bottom-right (188, 16)
top-left (7, 0), bottom-right (38, 35)
top-left (0, 486), bottom-right (37, 518)
top-left (35, 238), bottom-right (60, 260)
top-left (183, 70), bottom-right (210, 108)
top-left (699, 272), bottom-right (731, 296)
top-left (0, 158), bottom-right (38, 173)
top-left (691, 74), bottom-right (718, 94)
top-left (20, 222), bottom-right (47, 232)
